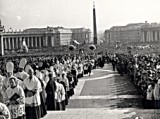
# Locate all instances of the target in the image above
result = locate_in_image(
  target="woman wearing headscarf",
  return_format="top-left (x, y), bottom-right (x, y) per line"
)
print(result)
top-left (23, 68), bottom-right (41, 119)
top-left (4, 76), bottom-right (25, 119)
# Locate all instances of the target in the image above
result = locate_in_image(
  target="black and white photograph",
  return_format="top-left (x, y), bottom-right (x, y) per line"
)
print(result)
top-left (0, 0), bottom-right (160, 119)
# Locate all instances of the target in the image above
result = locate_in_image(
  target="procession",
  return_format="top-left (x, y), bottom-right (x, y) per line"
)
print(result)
top-left (0, 52), bottom-right (103, 119)
top-left (2, 0), bottom-right (160, 118)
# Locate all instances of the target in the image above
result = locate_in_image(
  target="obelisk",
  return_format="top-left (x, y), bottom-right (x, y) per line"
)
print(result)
top-left (93, 2), bottom-right (97, 45)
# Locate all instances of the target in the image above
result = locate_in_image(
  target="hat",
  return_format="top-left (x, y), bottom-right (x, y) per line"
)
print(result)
top-left (19, 58), bottom-right (27, 69)
top-left (6, 62), bottom-right (14, 73)
top-left (25, 64), bottom-right (31, 74)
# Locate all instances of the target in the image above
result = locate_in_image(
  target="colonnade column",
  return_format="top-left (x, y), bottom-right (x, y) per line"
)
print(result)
top-left (155, 31), bottom-right (158, 41)
top-left (1, 36), bottom-right (4, 55)
top-left (12, 37), bottom-right (14, 50)
top-left (8, 37), bottom-right (11, 50)
top-left (27, 37), bottom-right (29, 48)
top-left (39, 36), bottom-right (41, 47)
top-left (4, 38), bottom-right (7, 50)
top-left (13, 37), bottom-right (17, 50)
top-left (19, 37), bottom-right (22, 49)
top-left (16, 37), bottom-right (18, 49)
top-left (31, 37), bottom-right (33, 48)
top-left (45, 36), bottom-right (48, 47)
top-left (150, 31), bottom-right (153, 42)
top-left (141, 32), bottom-right (144, 42)
top-left (51, 36), bottom-right (54, 46)
top-left (147, 31), bottom-right (149, 42)
top-left (35, 37), bottom-right (37, 48)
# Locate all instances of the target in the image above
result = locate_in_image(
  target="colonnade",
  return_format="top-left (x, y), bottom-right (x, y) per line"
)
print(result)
top-left (141, 30), bottom-right (160, 42)
top-left (2, 35), bottom-right (55, 50)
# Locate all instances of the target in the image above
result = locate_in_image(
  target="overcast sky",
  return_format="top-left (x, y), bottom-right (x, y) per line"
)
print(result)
top-left (1, 0), bottom-right (160, 32)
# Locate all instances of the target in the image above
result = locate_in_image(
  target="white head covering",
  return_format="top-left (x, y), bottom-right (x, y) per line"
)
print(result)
top-left (25, 64), bottom-right (31, 74)
top-left (19, 58), bottom-right (27, 69)
top-left (6, 62), bottom-right (14, 73)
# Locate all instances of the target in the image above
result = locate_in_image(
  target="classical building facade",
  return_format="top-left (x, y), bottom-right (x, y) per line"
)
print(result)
top-left (104, 23), bottom-right (144, 43)
top-left (1, 26), bottom-right (90, 52)
top-left (71, 28), bottom-right (91, 44)
top-left (104, 22), bottom-right (160, 43)
top-left (141, 23), bottom-right (160, 42)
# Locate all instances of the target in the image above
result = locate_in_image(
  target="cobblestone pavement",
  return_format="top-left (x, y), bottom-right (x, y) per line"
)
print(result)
top-left (42, 64), bottom-right (159, 119)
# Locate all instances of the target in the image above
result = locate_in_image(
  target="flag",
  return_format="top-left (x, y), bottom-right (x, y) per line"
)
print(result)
top-left (73, 40), bottom-right (80, 45)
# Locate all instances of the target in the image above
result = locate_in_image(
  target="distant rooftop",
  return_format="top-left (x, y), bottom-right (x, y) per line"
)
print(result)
top-left (110, 22), bottom-right (160, 31)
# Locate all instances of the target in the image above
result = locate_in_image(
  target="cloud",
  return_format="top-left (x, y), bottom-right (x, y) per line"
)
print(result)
top-left (0, 12), bottom-right (7, 16)
top-left (35, 14), bottom-right (40, 17)
top-left (16, 16), bottom-right (21, 21)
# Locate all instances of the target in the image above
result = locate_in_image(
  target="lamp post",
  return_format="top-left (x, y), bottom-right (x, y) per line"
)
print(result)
top-left (0, 20), bottom-right (4, 56)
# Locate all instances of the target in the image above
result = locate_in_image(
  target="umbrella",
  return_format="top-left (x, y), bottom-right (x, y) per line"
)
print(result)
top-left (69, 45), bottom-right (76, 51)
top-left (89, 44), bottom-right (96, 50)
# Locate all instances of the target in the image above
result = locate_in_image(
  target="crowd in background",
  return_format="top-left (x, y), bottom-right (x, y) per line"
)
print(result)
top-left (0, 53), bottom-right (106, 119)
top-left (110, 53), bottom-right (160, 109)
top-left (1, 47), bottom-right (160, 119)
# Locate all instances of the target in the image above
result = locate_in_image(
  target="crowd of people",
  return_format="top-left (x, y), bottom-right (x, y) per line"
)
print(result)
top-left (110, 53), bottom-right (160, 109)
top-left (1, 46), bottom-right (160, 119)
top-left (0, 53), bottom-right (106, 119)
